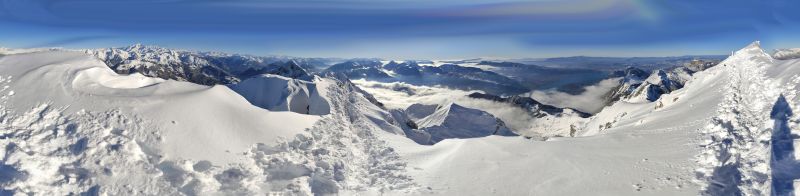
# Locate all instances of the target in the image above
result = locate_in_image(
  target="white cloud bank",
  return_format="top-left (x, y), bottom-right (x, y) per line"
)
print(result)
top-left (525, 78), bottom-right (621, 114)
top-left (351, 79), bottom-right (547, 136)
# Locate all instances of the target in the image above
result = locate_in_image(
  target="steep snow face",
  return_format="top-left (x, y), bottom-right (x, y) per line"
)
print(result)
top-left (405, 103), bottom-right (438, 121)
top-left (87, 44), bottom-right (314, 85)
top-left (414, 103), bottom-right (517, 144)
top-left (228, 74), bottom-right (330, 115)
top-left (0, 49), bottom-right (421, 195)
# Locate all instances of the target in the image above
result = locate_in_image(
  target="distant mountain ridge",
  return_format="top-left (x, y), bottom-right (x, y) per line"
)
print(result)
top-left (323, 60), bottom-right (529, 95)
top-left (604, 58), bottom-right (720, 105)
top-left (87, 44), bottom-right (339, 85)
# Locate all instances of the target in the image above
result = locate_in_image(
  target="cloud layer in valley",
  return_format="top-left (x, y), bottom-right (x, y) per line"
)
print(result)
top-left (525, 78), bottom-right (621, 114)
top-left (352, 79), bottom-right (549, 136)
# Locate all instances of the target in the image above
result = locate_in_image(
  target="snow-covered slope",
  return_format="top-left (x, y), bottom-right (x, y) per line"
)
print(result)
top-left (0, 49), bottom-right (419, 195)
top-left (228, 74), bottom-right (330, 115)
top-left (4, 41), bottom-right (800, 195)
top-left (405, 103), bottom-right (439, 121)
top-left (384, 42), bottom-right (800, 195)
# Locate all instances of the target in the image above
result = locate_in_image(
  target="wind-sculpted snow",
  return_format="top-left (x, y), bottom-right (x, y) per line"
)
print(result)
top-left (228, 74), bottom-right (331, 115)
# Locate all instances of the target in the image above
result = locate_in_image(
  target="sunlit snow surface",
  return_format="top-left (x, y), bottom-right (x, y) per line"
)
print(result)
top-left (2, 42), bottom-right (800, 195)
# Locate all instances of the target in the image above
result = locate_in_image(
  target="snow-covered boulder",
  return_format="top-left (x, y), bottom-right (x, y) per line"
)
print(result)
top-left (228, 74), bottom-right (330, 115)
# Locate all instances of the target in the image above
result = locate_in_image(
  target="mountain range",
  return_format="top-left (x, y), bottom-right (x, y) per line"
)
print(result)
top-left (1, 42), bottom-right (799, 195)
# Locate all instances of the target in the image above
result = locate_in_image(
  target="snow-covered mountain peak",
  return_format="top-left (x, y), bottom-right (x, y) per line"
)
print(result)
top-left (732, 41), bottom-right (772, 61)
top-left (412, 103), bottom-right (517, 144)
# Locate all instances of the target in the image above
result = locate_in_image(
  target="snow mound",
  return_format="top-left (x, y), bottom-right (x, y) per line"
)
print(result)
top-left (228, 74), bottom-right (330, 115)
top-left (73, 67), bottom-right (164, 89)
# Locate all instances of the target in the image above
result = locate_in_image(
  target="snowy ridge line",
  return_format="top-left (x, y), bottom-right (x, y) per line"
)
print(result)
top-left (696, 42), bottom-right (781, 195)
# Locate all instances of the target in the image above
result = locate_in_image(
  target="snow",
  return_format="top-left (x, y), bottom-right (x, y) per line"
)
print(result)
top-left (73, 67), bottom-right (165, 89)
top-left (0, 50), bottom-right (324, 194)
top-left (3, 41), bottom-right (800, 195)
top-left (414, 103), bottom-right (516, 144)
top-left (381, 42), bottom-right (800, 195)
top-left (405, 103), bottom-right (439, 121)
top-left (228, 74), bottom-right (330, 115)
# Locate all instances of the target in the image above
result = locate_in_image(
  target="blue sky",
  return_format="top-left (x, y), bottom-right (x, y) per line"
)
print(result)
top-left (1, 0), bottom-right (799, 59)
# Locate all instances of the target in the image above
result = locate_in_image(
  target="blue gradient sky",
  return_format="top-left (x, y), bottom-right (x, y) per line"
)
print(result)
top-left (1, 0), bottom-right (799, 59)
